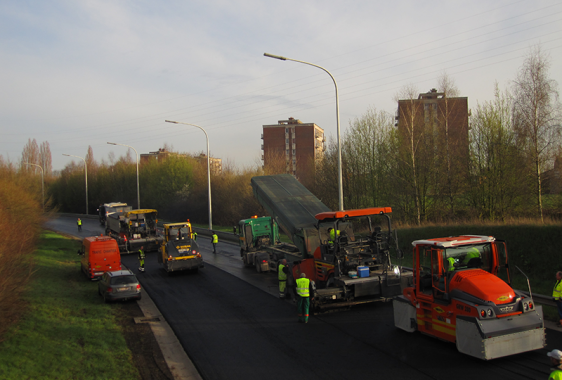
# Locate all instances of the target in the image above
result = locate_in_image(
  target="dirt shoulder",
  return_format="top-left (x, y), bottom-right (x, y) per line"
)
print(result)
top-left (116, 301), bottom-right (174, 380)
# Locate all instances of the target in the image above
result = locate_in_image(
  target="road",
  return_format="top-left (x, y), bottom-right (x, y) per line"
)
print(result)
top-left (47, 215), bottom-right (562, 379)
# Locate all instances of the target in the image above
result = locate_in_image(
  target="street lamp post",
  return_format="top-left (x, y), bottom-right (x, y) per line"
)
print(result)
top-left (164, 120), bottom-right (213, 230)
top-left (107, 142), bottom-right (140, 209)
top-left (63, 154), bottom-right (88, 215)
top-left (24, 162), bottom-right (44, 213)
top-left (264, 52), bottom-right (344, 211)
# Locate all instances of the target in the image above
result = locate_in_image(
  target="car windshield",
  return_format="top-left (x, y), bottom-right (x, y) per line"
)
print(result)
top-left (110, 275), bottom-right (137, 285)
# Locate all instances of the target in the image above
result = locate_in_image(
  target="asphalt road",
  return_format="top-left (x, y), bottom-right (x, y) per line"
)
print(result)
top-left (47, 215), bottom-right (562, 380)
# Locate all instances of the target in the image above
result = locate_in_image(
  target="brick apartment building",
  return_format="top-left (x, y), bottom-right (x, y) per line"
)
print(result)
top-left (261, 117), bottom-right (325, 186)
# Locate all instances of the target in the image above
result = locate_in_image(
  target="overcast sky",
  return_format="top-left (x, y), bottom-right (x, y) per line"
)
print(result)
top-left (2, 0), bottom-right (561, 172)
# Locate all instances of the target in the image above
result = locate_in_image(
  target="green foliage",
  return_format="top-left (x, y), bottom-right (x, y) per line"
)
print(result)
top-left (0, 231), bottom-right (140, 380)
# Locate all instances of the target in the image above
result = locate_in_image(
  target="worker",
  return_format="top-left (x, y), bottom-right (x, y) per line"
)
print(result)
top-left (138, 246), bottom-right (145, 272)
top-left (446, 256), bottom-right (456, 272)
top-left (278, 259), bottom-right (288, 299)
top-left (462, 247), bottom-right (480, 266)
top-left (212, 231), bottom-right (218, 254)
top-left (553, 271), bottom-right (562, 326)
top-left (192, 231), bottom-right (198, 242)
top-left (547, 349), bottom-right (562, 379)
top-left (328, 227), bottom-right (340, 245)
top-left (77, 218), bottom-right (82, 232)
top-left (295, 273), bottom-right (315, 323)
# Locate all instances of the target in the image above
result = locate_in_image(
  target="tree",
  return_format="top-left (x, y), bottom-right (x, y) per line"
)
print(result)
top-left (469, 83), bottom-right (523, 220)
top-left (394, 84), bottom-right (429, 225)
top-left (20, 138), bottom-right (40, 172)
top-left (39, 141), bottom-right (52, 176)
top-left (512, 45), bottom-right (562, 222)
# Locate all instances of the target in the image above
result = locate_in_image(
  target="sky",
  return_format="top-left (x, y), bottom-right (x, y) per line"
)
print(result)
top-left (1, 0), bottom-right (561, 172)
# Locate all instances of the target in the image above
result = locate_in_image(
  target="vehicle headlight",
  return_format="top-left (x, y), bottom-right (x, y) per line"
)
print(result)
top-left (487, 308), bottom-right (493, 317)
top-left (393, 265), bottom-right (401, 277)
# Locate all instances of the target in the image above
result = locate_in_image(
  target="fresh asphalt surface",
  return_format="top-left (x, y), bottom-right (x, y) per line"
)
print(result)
top-left (47, 216), bottom-right (562, 380)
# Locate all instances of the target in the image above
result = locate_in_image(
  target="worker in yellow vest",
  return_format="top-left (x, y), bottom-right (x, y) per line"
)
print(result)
top-left (295, 273), bottom-right (315, 323)
top-left (77, 218), bottom-right (82, 232)
top-left (211, 231), bottom-right (218, 254)
top-left (278, 259), bottom-right (288, 299)
top-left (553, 271), bottom-right (562, 326)
top-left (547, 349), bottom-right (562, 380)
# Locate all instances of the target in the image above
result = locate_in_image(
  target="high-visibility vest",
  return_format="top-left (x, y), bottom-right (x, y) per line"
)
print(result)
top-left (462, 247), bottom-right (480, 264)
top-left (553, 280), bottom-right (562, 301)
top-left (193, 232), bottom-right (198, 241)
top-left (77, 220), bottom-right (82, 226)
top-left (549, 369), bottom-right (562, 380)
top-left (329, 229), bottom-right (340, 243)
top-left (278, 264), bottom-right (287, 281)
top-left (296, 277), bottom-right (310, 297)
top-left (447, 257), bottom-right (455, 272)
top-left (212, 234), bottom-right (218, 244)
top-left (138, 249), bottom-right (145, 260)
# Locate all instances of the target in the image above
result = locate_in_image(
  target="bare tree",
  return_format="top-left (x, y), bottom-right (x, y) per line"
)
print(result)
top-left (39, 141), bottom-right (52, 176)
top-left (512, 45), bottom-right (562, 222)
top-left (394, 84), bottom-right (426, 225)
top-left (21, 138), bottom-right (40, 172)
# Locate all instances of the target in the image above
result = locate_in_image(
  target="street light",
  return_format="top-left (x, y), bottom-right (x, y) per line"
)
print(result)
top-left (264, 52), bottom-right (344, 211)
top-left (165, 120), bottom-right (213, 230)
top-left (24, 162), bottom-right (44, 213)
top-left (63, 154), bottom-right (88, 215)
top-left (107, 142), bottom-right (140, 209)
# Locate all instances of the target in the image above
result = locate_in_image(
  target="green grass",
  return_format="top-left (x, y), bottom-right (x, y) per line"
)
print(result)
top-left (0, 231), bottom-right (140, 380)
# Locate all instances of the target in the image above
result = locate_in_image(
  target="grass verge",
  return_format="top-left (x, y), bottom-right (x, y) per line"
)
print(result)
top-left (0, 230), bottom-right (140, 380)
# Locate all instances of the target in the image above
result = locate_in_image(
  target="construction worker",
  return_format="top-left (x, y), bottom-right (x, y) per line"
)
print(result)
top-left (192, 231), bottom-right (198, 242)
top-left (211, 231), bottom-right (218, 253)
top-left (278, 259), bottom-right (288, 299)
top-left (328, 227), bottom-right (340, 244)
top-left (547, 349), bottom-right (562, 379)
top-left (446, 256), bottom-right (456, 272)
top-left (553, 271), bottom-right (562, 326)
top-left (138, 246), bottom-right (145, 272)
top-left (295, 273), bottom-right (315, 323)
top-left (462, 247), bottom-right (480, 266)
top-left (77, 218), bottom-right (82, 232)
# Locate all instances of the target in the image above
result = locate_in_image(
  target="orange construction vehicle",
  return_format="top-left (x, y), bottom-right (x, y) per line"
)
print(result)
top-left (393, 235), bottom-right (545, 360)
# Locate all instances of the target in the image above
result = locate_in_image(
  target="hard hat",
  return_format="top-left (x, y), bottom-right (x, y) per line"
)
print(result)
top-left (300, 273), bottom-right (306, 278)
top-left (548, 349), bottom-right (562, 360)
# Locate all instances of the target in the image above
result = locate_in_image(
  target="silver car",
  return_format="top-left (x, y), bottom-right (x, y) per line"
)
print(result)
top-left (98, 269), bottom-right (141, 302)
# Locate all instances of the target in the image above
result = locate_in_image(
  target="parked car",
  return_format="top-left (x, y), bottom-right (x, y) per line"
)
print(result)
top-left (98, 269), bottom-right (141, 302)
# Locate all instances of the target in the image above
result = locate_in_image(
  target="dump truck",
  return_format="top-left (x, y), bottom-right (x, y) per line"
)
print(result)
top-left (238, 215), bottom-right (284, 272)
top-left (251, 174), bottom-right (411, 311)
top-left (393, 235), bottom-right (545, 360)
top-left (157, 221), bottom-right (204, 273)
top-left (97, 202), bottom-right (132, 226)
top-left (105, 209), bottom-right (163, 253)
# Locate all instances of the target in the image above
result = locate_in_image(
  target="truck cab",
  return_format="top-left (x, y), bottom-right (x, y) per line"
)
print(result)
top-left (238, 216), bottom-right (280, 271)
top-left (393, 235), bottom-right (545, 360)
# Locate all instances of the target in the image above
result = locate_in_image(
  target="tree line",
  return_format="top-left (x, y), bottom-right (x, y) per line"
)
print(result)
top-left (9, 45), bottom-right (562, 226)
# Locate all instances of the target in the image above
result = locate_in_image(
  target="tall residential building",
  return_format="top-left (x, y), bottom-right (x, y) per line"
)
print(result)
top-left (395, 89), bottom-right (469, 199)
top-left (262, 117), bottom-right (325, 186)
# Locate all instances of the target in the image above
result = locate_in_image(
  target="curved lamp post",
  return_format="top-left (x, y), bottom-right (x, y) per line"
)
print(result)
top-left (63, 153), bottom-right (88, 215)
top-left (107, 142), bottom-right (140, 209)
top-left (165, 120), bottom-right (213, 230)
top-left (24, 162), bottom-right (44, 212)
top-left (263, 52), bottom-right (344, 211)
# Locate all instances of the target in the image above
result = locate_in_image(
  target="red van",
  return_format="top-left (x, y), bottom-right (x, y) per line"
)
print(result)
top-left (79, 235), bottom-right (121, 280)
